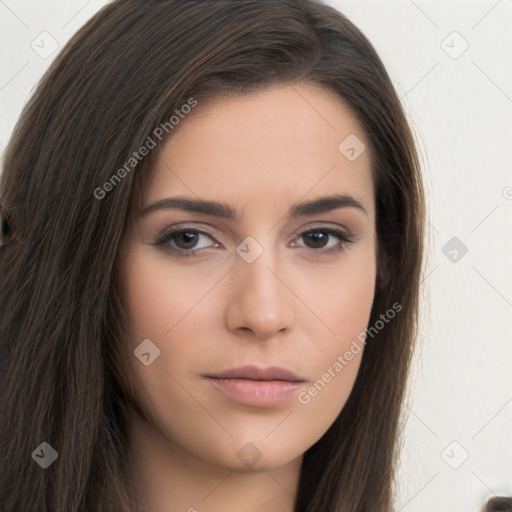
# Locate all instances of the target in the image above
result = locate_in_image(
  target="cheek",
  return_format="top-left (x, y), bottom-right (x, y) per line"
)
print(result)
top-left (297, 240), bottom-right (376, 345)
top-left (292, 293), bottom-right (372, 442)
top-left (119, 246), bottom-right (222, 344)
top-left (294, 247), bottom-right (376, 419)
top-left (118, 247), bottom-right (225, 414)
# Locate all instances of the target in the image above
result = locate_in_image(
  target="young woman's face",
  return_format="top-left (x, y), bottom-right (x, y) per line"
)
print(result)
top-left (119, 82), bottom-right (377, 473)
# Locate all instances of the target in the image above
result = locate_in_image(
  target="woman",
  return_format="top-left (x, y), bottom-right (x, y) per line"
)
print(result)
top-left (0, 0), bottom-right (425, 510)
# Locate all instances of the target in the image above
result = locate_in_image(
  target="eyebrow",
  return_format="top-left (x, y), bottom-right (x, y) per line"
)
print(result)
top-left (139, 193), bottom-right (368, 219)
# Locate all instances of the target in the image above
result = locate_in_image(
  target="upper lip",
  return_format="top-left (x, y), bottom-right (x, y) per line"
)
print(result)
top-left (206, 365), bottom-right (306, 382)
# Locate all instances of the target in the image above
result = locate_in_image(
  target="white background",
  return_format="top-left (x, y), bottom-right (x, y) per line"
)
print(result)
top-left (1, 1), bottom-right (511, 511)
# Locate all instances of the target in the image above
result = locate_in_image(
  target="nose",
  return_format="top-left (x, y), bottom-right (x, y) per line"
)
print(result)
top-left (224, 245), bottom-right (296, 340)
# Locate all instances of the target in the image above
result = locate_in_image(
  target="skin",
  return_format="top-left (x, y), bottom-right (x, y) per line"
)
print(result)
top-left (119, 82), bottom-right (377, 512)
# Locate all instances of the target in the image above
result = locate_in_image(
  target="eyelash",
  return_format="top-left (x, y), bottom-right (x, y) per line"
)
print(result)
top-left (152, 226), bottom-right (355, 258)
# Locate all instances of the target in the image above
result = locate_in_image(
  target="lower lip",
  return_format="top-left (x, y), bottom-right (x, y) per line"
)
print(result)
top-left (207, 377), bottom-right (306, 406)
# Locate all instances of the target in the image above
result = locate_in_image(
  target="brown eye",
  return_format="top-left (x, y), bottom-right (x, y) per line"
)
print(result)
top-left (153, 228), bottom-right (219, 257)
top-left (173, 231), bottom-right (200, 250)
top-left (297, 228), bottom-right (353, 253)
top-left (303, 230), bottom-right (330, 249)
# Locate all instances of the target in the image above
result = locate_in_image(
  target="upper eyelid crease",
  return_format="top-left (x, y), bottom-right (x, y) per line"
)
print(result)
top-left (138, 193), bottom-right (368, 220)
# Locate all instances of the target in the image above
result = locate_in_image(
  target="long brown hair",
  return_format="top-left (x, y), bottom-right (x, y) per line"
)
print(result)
top-left (0, 1), bottom-right (425, 510)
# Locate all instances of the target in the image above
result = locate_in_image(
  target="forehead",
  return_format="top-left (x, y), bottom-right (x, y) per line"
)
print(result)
top-left (143, 82), bottom-right (374, 220)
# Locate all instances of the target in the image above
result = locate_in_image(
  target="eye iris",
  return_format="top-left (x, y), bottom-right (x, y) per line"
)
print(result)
top-left (305, 231), bottom-right (328, 249)
top-left (175, 231), bottom-right (198, 249)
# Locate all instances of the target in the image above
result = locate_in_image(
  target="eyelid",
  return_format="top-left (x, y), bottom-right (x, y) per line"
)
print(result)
top-left (290, 222), bottom-right (352, 239)
top-left (152, 222), bottom-right (355, 256)
top-left (152, 224), bottom-right (221, 250)
top-left (154, 223), bottom-right (219, 240)
top-left (155, 221), bottom-right (352, 239)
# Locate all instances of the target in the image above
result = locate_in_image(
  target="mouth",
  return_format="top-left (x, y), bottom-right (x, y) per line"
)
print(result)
top-left (205, 365), bottom-right (308, 406)
top-left (206, 365), bottom-right (306, 382)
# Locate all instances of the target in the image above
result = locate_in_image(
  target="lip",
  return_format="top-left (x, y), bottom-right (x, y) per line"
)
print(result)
top-left (205, 365), bottom-right (308, 407)
top-left (207, 365), bottom-right (305, 382)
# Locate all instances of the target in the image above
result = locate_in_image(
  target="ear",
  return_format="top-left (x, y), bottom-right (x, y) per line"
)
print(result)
top-left (0, 206), bottom-right (17, 246)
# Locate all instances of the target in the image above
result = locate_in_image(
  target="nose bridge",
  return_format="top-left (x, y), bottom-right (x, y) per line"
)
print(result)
top-left (238, 242), bottom-right (280, 298)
